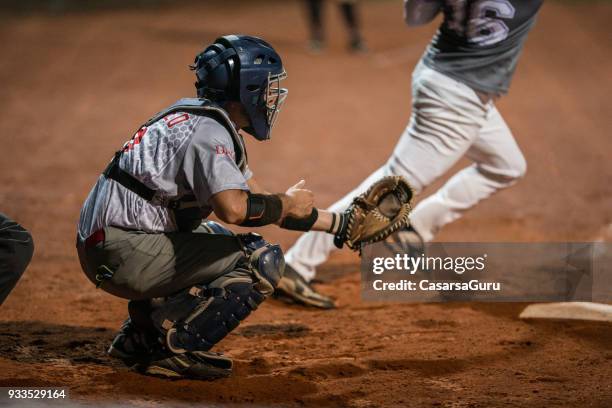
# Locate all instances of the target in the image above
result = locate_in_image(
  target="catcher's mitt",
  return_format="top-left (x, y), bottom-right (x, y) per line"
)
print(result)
top-left (334, 176), bottom-right (413, 251)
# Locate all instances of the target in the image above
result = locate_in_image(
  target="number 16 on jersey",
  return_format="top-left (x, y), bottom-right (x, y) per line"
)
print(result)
top-left (447, 0), bottom-right (516, 46)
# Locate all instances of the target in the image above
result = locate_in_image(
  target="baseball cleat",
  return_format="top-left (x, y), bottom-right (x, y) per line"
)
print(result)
top-left (141, 350), bottom-right (232, 380)
top-left (274, 264), bottom-right (336, 309)
top-left (110, 319), bottom-right (232, 380)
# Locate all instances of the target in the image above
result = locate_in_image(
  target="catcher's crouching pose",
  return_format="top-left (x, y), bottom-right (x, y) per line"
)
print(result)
top-left (76, 35), bottom-right (412, 380)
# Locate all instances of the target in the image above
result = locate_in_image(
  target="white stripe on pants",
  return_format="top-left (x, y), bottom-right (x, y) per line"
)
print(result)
top-left (286, 62), bottom-right (527, 281)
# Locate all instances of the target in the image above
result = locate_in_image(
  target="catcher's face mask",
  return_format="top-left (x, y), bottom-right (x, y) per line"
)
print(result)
top-left (264, 70), bottom-right (288, 134)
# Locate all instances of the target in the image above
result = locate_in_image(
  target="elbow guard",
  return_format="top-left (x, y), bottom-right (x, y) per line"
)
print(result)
top-left (239, 193), bottom-right (283, 227)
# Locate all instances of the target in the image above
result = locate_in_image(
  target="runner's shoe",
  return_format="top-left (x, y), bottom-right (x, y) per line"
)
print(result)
top-left (274, 264), bottom-right (336, 309)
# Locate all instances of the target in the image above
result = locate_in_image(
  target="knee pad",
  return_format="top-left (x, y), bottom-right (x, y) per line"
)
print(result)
top-left (200, 220), bottom-right (234, 236)
top-left (239, 233), bottom-right (285, 296)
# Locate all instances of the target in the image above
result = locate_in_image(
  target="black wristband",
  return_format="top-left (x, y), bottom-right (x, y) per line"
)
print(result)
top-left (327, 213), bottom-right (337, 234)
top-left (239, 193), bottom-right (283, 227)
top-left (332, 212), bottom-right (349, 249)
top-left (280, 208), bottom-right (319, 231)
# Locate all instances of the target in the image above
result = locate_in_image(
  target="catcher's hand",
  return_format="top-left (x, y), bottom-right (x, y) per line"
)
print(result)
top-left (333, 176), bottom-right (413, 251)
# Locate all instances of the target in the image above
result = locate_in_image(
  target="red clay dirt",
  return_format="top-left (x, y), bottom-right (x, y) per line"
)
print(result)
top-left (0, 1), bottom-right (611, 407)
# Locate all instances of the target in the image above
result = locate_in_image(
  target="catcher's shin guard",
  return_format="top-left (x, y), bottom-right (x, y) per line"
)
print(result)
top-left (151, 234), bottom-right (284, 353)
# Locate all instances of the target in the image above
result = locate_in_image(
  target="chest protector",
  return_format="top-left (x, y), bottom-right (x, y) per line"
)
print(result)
top-left (144, 98), bottom-right (248, 172)
top-left (102, 99), bottom-right (248, 230)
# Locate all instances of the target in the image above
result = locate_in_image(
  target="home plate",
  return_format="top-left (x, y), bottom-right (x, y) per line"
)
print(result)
top-left (519, 302), bottom-right (612, 322)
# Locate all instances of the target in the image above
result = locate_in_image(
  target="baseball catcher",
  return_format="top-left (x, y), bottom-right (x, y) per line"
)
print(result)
top-left (76, 34), bottom-right (412, 380)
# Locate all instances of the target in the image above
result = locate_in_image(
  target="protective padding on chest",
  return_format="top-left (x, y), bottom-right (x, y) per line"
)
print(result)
top-left (144, 98), bottom-right (247, 172)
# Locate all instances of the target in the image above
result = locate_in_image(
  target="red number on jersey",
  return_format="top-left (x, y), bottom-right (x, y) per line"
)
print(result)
top-left (165, 113), bottom-right (190, 128)
top-left (123, 126), bottom-right (147, 152)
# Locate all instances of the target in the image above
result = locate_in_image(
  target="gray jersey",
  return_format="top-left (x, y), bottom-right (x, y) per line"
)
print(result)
top-left (78, 99), bottom-right (252, 241)
top-left (422, 0), bottom-right (542, 94)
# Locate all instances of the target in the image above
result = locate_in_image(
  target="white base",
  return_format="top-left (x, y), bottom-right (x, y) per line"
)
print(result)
top-left (519, 302), bottom-right (612, 322)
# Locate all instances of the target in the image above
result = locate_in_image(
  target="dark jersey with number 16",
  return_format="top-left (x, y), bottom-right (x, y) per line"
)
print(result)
top-left (422, 0), bottom-right (543, 95)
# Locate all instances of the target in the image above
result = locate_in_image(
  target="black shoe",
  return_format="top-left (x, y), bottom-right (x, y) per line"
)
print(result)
top-left (141, 350), bottom-right (232, 380)
top-left (107, 318), bottom-right (159, 366)
top-left (274, 264), bottom-right (336, 309)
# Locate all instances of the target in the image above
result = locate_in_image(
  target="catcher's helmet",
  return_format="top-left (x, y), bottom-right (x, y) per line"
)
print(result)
top-left (192, 35), bottom-right (288, 141)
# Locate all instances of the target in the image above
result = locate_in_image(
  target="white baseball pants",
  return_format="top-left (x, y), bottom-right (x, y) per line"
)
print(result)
top-left (286, 61), bottom-right (527, 281)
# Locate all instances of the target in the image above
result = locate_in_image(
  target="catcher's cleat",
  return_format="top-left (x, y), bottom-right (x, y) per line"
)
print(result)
top-left (274, 264), bottom-right (336, 309)
top-left (141, 350), bottom-right (232, 380)
top-left (108, 318), bottom-right (159, 366)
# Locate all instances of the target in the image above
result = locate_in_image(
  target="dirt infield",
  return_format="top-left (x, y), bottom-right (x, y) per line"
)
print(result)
top-left (0, 0), bottom-right (611, 406)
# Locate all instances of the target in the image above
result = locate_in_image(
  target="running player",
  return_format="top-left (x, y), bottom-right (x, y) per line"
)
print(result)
top-left (276, 0), bottom-right (543, 308)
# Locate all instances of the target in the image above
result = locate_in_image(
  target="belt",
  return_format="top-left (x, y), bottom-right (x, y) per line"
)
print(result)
top-left (84, 229), bottom-right (105, 249)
